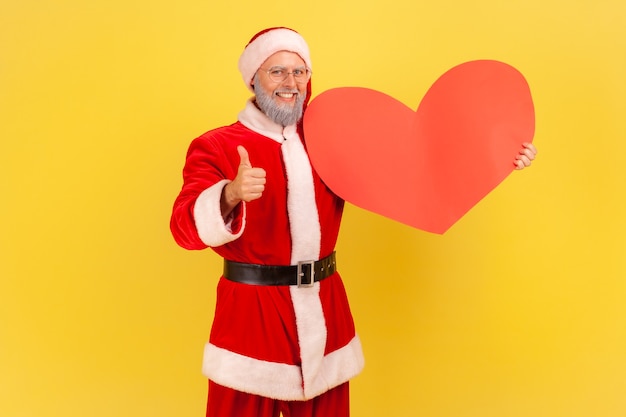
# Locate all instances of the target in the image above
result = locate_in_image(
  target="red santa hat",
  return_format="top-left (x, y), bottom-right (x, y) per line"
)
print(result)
top-left (238, 27), bottom-right (312, 92)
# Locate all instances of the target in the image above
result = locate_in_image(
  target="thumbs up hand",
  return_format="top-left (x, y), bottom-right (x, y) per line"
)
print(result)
top-left (221, 146), bottom-right (267, 216)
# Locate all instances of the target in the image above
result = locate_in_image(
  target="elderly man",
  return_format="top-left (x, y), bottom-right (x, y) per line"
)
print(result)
top-left (170, 27), bottom-right (537, 417)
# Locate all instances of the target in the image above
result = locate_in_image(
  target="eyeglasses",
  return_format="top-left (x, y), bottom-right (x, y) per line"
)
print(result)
top-left (260, 66), bottom-right (312, 84)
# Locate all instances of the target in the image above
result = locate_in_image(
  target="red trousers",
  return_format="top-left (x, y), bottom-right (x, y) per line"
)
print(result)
top-left (206, 380), bottom-right (350, 417)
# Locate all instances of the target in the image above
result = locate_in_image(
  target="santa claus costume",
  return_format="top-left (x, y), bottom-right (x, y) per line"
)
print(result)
top-left (170, 28), bottom-right (364, 417)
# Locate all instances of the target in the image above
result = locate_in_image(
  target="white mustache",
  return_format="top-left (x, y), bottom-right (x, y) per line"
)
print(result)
top-left (275, 89), bottom-right (299, 94)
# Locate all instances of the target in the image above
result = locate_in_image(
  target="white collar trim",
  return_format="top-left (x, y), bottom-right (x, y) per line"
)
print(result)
top-left (238, 99), bottom-right (299, 143)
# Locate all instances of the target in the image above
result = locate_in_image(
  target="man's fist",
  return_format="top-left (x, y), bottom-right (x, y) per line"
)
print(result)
top-left (222, 146), bottom-right (267, 215)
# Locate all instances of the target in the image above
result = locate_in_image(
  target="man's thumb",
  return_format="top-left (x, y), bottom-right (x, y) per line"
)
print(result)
top-left (237, 145), bottom-right (251, 168)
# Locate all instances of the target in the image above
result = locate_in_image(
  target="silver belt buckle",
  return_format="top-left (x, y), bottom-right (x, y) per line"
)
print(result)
top-left (297, 260), bottom-right (316, 288)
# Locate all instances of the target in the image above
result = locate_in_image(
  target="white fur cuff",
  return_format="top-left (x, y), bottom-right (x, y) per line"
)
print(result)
top-left (193, 180), bottom-right (245, 247)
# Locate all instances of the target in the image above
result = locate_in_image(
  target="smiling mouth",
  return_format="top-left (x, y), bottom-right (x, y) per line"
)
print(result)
top-left (276, 92), bottom-right (295, 99)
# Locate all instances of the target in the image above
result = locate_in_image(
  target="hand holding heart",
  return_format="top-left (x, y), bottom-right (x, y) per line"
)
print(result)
top-left (514, 142), bottom-right (538, 170)
top-left (222, 146), bottom-right (267, 214)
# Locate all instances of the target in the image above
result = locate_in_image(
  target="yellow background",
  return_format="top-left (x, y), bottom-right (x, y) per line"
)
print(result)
top-left (1, 0), bottom-right (625, 416)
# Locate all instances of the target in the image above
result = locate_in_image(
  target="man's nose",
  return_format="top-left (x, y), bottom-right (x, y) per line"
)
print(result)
top-left (282, 72), bottom-right (297, 87)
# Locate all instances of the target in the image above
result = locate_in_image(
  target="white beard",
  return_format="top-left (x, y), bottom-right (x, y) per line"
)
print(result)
top-left (253, 75), bottom-right (306, 126)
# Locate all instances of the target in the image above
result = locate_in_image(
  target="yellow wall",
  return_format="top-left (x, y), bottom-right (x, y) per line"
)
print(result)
top-left (1, 1), bottom-right (625, 416)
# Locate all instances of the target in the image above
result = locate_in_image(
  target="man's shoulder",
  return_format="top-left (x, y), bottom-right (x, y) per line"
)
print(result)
top-left (196, 121), bottom-right (247, 141)
top-left (186, 121), bottom-right (248, 149)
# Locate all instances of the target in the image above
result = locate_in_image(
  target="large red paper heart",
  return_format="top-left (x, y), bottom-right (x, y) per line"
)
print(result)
top-left (303, 60), bottom-right (535, 234)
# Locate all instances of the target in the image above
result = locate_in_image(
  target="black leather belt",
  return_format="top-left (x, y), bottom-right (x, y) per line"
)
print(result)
top-left (223, 252), bottom-right (337, 287)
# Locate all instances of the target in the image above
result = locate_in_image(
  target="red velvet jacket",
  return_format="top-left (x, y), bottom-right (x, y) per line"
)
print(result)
top-left (170, 100), bottom-right (364, 400)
